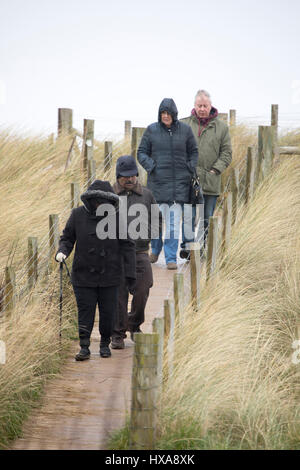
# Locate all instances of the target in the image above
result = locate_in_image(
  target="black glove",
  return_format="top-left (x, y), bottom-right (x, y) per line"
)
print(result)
top-left (126, 278), bottom-right (136, 295)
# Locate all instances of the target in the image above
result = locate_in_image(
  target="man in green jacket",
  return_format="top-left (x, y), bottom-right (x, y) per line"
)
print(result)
top-left (181, 89), bottom-right (232, 253)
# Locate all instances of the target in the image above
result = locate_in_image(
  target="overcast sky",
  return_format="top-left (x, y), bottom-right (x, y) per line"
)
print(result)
top-left (1, 0), bottom-right (300, 138)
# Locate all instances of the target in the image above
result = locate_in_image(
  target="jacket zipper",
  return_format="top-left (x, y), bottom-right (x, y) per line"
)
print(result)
top-left (169, 128), bottom-right (176, 203)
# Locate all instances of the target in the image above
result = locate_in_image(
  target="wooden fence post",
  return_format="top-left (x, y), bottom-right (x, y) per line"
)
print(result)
top-left (49, 214), bottom-right (59, 265)
top-left (125, 120), bottom-right (132, 141)
top-left (206, 216), bottom-right (219, 282)
top-left (231, 167), bottom-right (239, 224)
top-left (229, 109), bottom-right (236, 127)
top-left (130, 333), bottom-right (159, 450)
top-left (222, 192), bottom-right (232, 254)
top-left (245, 147), bottom-right (255, 205)
top-left (189, 243), bottom-right (201, 310)
top-left (173, 273), bottom-right (185, 330)
top-left (104, 141), bottom-right (113, 171)
top-left (256, 125), bottom-right (275, 181)
top-left (64, 135), bottom-right (77, 171)
top-left (271, 104), bottom-right (278, 142)
top-left (58, 108), bottom-right (73, 137)
top-left (71, 182), bottom-right (80, 209)
top-left (88, 158), bottom-right (96, 184)
top-left (81, 119), bottom-right (94, 173)
top-left (28, 237), bottom-right (38, 291)
top-left (163, 299), bottom-right (174, 380)
top-left (131, 127), bottom-right (147, 185)
top-left (152, 317), bottom-right (164, 395)
top-left (3, 267), bottom-right (16, 313)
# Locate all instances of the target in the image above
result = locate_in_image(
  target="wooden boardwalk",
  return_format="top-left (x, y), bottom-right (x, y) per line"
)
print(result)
top-left (10, 260), bottom-right (181, 450)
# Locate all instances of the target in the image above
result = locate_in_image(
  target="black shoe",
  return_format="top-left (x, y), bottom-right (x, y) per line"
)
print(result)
top-left (130, 328), bottom-right (142, 342)
top-left (111, 337), bottom-right (125, 349)
top-left (100, 345), bottom-right (111, 358)
top-left (75, 347), bottom-right (90, 361)
top-left (179, 249), bottom-right (190, 260)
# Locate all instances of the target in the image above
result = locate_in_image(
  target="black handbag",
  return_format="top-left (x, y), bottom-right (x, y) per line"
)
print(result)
top-left (190, 171), bottom-right (204, 205)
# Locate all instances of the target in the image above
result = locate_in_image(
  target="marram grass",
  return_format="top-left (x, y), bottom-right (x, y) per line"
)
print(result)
top-left (0, 127), bottom-right (130, 448)
top-left (157, 156), bottom-right (300, 450)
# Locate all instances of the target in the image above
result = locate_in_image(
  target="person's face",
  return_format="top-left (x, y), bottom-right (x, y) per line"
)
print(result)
top-left (194, 95), bottom-right (212, 119)
top-left (118, 175), bottom-right (137, 190)
top-left (161, 111), bottom-right (173, 127)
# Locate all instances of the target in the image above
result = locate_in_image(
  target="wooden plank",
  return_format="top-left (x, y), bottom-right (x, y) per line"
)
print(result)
top-left (279, 146), bottom-right (300, 155)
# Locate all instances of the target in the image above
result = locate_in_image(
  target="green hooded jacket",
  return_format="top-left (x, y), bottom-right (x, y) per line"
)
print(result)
top-left (181, 113), bottom-right (232, 195)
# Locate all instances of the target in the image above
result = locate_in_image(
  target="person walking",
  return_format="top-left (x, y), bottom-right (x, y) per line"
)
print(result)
top-left (181, 90), bottom-right (232, 251)
top-left (137, 98), bottom-right (199, 269)
top-left (111, 155), bottom-right (161, 349)
top-left (55, 180), bottom-right (136, 361)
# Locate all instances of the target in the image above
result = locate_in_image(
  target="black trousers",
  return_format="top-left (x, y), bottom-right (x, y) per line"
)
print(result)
top-left (112, 253), bottom-right (153, 339)
top-left (73, 285), bottom-right (118, 348)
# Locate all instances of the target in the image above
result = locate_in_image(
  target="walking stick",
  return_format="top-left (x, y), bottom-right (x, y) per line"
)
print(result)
top-left (59, 261), bottom-right (63, 343)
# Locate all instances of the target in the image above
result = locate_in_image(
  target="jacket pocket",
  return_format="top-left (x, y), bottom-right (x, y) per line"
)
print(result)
top-left (203, 170), bottom-right (220, 194)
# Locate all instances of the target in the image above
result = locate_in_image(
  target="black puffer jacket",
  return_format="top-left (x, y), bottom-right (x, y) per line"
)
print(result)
top-left (137, 98), bottom-right (199, 203)
top-left (57, 180), bottom-right (136, 287)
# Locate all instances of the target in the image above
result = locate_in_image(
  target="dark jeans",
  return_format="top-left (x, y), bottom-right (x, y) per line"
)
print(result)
top-left (73, 285), bottom-right (119, 348)
top-left (203, 195), bottom-right (218, 241)
top-left (113, 253), bottom-right (153, 338)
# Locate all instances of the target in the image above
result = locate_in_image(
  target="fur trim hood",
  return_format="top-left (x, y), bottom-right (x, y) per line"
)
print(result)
top-left (80, 180), bottom-right (119, 214)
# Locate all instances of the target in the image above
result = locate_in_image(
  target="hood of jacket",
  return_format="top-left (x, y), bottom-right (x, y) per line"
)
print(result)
top-left (158, 98), bottom-right (178, 123)
top-left (80, 180), bottom-right (119, 215)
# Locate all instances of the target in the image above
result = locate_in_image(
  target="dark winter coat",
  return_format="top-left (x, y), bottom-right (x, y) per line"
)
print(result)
top-left (57, 180), bottom-right (136, 288)
top-left (113, 180), bottom-right (162, 253)
top-left (137, 98), bottom-right (199, 204)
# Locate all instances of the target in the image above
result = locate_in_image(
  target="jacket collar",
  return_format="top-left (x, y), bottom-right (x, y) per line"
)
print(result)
top-left (113, 180), bottom-right (143, 195)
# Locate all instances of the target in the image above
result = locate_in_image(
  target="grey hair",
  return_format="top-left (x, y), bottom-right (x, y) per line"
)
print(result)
top-left (195, 89), bottom-right (211, 103)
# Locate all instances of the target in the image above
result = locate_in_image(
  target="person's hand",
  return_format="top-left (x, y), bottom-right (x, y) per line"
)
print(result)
top-left (209, 169), bottom-right (218, 174)
top-left (56, 252), bottom-right (66, 263)
top-left (126, 278), bottom-right (136, 295)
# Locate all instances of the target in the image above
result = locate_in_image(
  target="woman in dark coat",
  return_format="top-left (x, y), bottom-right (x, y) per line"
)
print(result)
top-left (56, 180), bottom-right (136, 361)
top-left (137, 98), bottom-right (199, 269)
